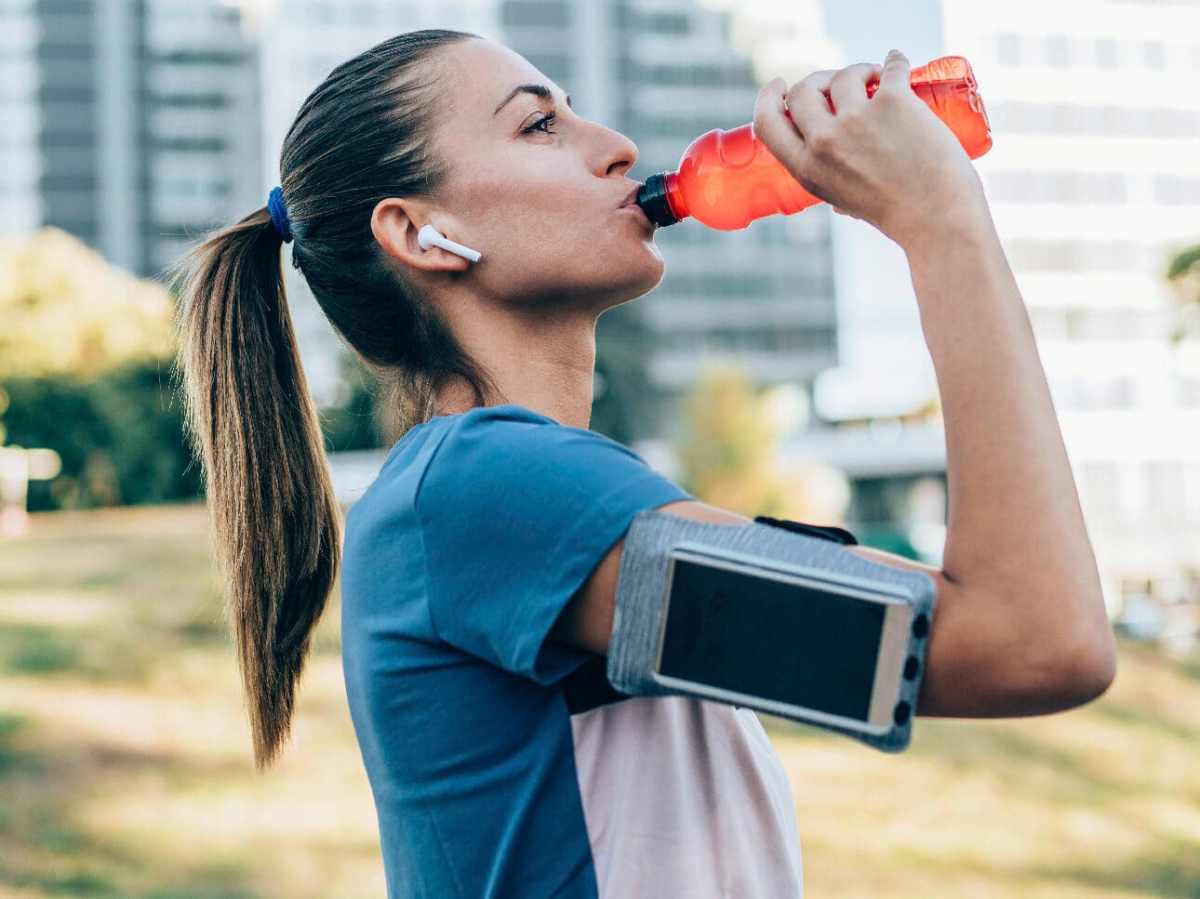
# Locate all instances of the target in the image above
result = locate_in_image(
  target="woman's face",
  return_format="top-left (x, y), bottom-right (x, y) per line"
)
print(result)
top-left (425, 38), bottom-right (664, 310)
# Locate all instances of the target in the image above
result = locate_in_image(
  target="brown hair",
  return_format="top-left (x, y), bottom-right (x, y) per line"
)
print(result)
top-left (168, 29), bottom-right (500, 769)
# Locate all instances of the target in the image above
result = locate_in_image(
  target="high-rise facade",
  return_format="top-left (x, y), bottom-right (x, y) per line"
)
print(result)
top-left (941, 0), bottom-right (1200, 613)
top-left (0, 0), bottom-right (260, 277)
top-left (0, 0), bottom-right (42, 235)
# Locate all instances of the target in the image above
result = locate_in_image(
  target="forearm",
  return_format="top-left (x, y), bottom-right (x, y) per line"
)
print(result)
top-left (901, 204), bottom-right (1114, 668)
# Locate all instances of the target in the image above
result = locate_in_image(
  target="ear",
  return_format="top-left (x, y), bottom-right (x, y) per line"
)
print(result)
top-left (371, 197), bottom-right (472, 274)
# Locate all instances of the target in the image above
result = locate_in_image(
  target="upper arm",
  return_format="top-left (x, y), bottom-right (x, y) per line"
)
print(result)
top-left (550, 500), bottom-right (1115, 717)
top-left (843, 543), bottom-right (1114, 717)
top-left (417, 409), bottom-right (692, 685)
top-left (549, 499), bottom-right (744, 656)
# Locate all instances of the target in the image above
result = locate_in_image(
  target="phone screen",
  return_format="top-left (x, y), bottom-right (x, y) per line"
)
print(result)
top-left (658, 556), bottom-right (886, 721)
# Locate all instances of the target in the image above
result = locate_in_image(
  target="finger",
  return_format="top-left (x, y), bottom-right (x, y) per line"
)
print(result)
top-left (753, 76), bottom-right (802, 152)
top-left (877, 48), bottom-right (911, 94)
top-left (829, 62), bottom-right (883, 115)
top-left (785, 69), bottom-right (837, 141)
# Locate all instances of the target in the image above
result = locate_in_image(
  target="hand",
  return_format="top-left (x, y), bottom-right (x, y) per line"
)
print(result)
top-left (752, 49), bottom-right (988, 250)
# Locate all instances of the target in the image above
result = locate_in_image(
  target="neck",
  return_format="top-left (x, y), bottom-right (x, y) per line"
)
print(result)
top-left (432, 294), bottom-right (598, 431)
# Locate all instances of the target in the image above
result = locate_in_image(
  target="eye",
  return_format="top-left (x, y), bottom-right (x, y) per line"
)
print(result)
top-left (522, 112), bottom-right (557, 135)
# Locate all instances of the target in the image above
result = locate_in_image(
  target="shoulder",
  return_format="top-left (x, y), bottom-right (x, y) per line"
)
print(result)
top-left (415, 403), bottom-right (667, 520)
top-left (419, 404), bottom-right (642, 489)
top-left (437, 403), bottom-right (639, 458)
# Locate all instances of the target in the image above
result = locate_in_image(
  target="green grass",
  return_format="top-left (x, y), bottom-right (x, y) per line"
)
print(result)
top-left (1, 502), bottom-right (1197, 898)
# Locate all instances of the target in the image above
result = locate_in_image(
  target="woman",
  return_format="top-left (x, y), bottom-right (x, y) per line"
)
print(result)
top-left (171, 29), bottom-right (1116, 899)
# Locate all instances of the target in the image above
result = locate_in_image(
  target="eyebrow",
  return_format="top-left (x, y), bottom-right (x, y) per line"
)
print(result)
top-left (493, 83), bottom-right (573, 116)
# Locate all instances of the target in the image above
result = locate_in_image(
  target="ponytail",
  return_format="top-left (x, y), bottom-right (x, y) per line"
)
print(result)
top-left (166, 26), bottom-right (492, 769)
top-left (168, 206), bottom-right (341, 770)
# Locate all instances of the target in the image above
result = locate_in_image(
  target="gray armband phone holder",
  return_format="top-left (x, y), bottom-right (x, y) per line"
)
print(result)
top-left (606, 510), bottom-right (937, 753)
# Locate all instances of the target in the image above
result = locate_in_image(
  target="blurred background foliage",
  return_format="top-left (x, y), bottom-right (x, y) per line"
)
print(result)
top-left (0, 228), bottom-right (175, 380)
top-left (1167, 242), bottom-right (1200, 345)
top-left (0, 224), bottom-right (805, 515)
top-left (0, 227), bottom-right (385, 512)
top-left (674, 363), bottom-right (852, 525)
top-left (0, 228), bottom-right (199, 511)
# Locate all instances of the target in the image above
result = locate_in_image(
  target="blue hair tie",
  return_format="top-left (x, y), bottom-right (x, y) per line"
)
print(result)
top-left (267, 185), bottom-right (293, 243)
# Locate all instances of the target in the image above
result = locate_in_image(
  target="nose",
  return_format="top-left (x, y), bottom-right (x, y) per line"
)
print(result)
top-left (594, 123), bottom-right (638, 178)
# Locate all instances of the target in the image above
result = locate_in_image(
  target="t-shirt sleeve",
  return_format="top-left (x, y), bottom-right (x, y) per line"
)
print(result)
top-left (415, 407), bottom-right (694, 686)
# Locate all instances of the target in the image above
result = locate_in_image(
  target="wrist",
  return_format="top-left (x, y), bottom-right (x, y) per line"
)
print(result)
top-left (895, 189), bottom-right (996, 261)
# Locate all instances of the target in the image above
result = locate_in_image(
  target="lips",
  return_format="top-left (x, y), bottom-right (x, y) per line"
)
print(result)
top-left (620, 185), bottom-right (641, 209)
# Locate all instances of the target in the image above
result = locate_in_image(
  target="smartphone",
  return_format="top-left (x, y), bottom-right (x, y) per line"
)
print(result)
top-left (651, 543), bottom-right (915, 736)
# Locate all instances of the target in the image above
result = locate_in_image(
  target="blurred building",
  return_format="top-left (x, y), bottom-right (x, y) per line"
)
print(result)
top-left (9, 0), bottom-right (1198, 625)
top-left (765, 2), bottom-right (950, 563)
top-left (3, 0), bottom-right (844, 425)
top-left (0, 0), bottom-right (261, 277)
top-left (936, 0), bottom-right (1200, 615)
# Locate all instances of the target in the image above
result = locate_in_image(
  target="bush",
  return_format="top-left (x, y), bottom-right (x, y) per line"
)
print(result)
top-left (317, 352), bottom-right (387, 453)
top-left (0, 359), bottom-right (203, 511)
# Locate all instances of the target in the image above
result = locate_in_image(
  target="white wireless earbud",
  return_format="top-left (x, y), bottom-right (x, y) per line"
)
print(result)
top-left (417, 224), bottom-right (482, 263)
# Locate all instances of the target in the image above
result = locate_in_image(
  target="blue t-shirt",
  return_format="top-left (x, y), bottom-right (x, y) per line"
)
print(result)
top-left (340, 403), bottom-right (694, 898)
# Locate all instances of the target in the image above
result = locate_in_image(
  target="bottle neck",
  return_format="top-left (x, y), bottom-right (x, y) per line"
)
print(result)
top-left (635, 171), bottom-right (687, 227)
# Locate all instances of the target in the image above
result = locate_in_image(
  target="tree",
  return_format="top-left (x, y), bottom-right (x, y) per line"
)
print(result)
top-left (318, 349), bottom-right (389, 453)
top-left (673, 361), bottom-right (849, 523)
top-left (590, 304), bottom-right (658, 445)
top-left (0, 227), bottom-right (175, 379)
top-left (1166, 242), bottom-right (1200, 345)
top-left (0, 227), bottom-right (197, 510)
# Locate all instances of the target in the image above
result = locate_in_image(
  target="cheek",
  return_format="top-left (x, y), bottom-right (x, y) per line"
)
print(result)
top-left (474, 192), bottom-right (595, 268)
top-left (456, 174), bottom-right (661, 290)
top-left (460, 181), bottom-right (569, 255)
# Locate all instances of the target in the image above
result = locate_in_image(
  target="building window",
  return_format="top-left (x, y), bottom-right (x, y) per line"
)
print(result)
top-left (1006, 240), bottom-right (1148, 273)
top-left (989, 101), bottom-right (1200, 138)
top-left (1111, 378), bottom-right (1136, 407)
top-left (995, 33), bottom-right (1021, 65)
top-left (636, 12), bottom-right (691, 35)
top-left (1154, 176), bottom-right (1200, 205)
top-left (1083, 461), bottom-right (1120, 519)
top-left (1096, 38), bottom-right (1119, 68)
top-left (986, 170), bottom-right (1128, 204)
top-left (1143, 40), bottom-right (1167, 69)
top-left (1046, 35), bottom-right (1071, 67)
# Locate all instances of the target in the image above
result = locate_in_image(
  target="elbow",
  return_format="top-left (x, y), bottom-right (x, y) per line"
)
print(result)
top-left (1042, 624), bottom-right (1118, 711)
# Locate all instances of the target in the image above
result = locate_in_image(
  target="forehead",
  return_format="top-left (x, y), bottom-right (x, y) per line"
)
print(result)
top-left (435, 38), bottom-right (563, 119)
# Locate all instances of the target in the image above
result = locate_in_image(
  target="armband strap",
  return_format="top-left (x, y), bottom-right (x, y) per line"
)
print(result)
top-left (753, 514), bottom-right (858, 546)
top-left (606, 510), bottom-right (936, 753)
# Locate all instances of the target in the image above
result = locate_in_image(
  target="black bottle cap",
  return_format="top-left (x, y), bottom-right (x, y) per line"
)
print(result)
top-left (636, 173), bottom-right (678, 227)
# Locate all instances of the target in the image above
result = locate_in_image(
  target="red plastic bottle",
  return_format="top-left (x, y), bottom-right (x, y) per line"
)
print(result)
top-left (635, 56), bottom-right (993, 231)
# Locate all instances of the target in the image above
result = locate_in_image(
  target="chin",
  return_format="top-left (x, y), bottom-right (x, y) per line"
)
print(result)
top-left (602, 259), bottom-right (664, 310)
top-left (626, 239), bottom-right (665, 286)
top-left (618, 241), bottom-right (664, 286)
